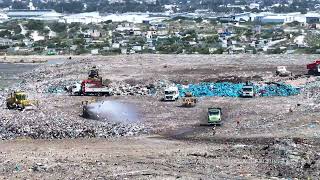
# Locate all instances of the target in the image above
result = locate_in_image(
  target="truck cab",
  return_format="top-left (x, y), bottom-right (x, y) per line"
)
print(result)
top-left (164, 86), bottom-right (179, 101)
top-left (208, 108), bottom-right (222, 125)
top-left (68, 83), bottom-right (82, 95)
top-left (307, 60), bottom-right (320, 75)
top-left (241, 85), bottom-right (254, 98)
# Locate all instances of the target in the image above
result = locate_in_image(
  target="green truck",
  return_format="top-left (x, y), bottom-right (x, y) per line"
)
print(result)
top-left (207, 108), bottom-right (222, 125)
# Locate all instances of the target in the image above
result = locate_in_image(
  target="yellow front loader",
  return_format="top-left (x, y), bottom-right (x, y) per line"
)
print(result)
top-left (6, 91), bottom-right (38, 111)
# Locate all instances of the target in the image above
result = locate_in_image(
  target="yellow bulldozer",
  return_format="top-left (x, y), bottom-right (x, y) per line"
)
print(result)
top-left (182, 92), bottom-right (197, 107)
top-left (6, 91), bottom-right (38, 110)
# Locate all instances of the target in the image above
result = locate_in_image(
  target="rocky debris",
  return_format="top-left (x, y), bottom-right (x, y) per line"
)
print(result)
top-left (259, 138), bottom-right (320, 179)
top-left (0, 113), bottom-right (146, 139)
top-left (31, 163), bottom-right (48, 172)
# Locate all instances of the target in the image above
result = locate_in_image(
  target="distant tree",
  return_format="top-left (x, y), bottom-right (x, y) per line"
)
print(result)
top-left (0, 0), bottom-right (11, 8)
top-left (11, 34), bottom-right (25, 40)
top-left (129, 36), bottom-right (146, 46)
top-left (197, 47), bottom-right (210, 54)
top-left (306, 33), bottom-right (320, 48)
top-left (12, 1), bottom-right (28, 9)
top-left (6, 21), bottom-right (21, 34)
top-left (0, 30), bottom-right (12, 38)
top-left (73, 38), bottom-right (86, 45)
top-left (205, 35), bottom-right (219, 44)
top-left (286, 21), bottom-right (301, 27)
top-left (195, 17), bottom-right (203, 23)
top-left (25, 20), bottom-right (44, 31)
top-left (55, 2), bottom-right (84, 13)
top-left (49, 22), bottom-right (67, 33)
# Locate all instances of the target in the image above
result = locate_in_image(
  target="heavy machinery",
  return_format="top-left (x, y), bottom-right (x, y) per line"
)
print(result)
top-left (241, 84), bottom-right (255, 98)
top-left (82, 100), bottom-right (97, 119)
top-left (68, 66), bottom-right (112, 96)
top-left (163, 86), bottom-right (179, 101)
top-left (6, 91), bottom-right (38, 110)
top-left (307, 60), bottom-right (320, 75)
top-left (88, 66), bottom-right (101, 80)
top-left (70, 79), bottom-right (112, 96)
top-left (207, 107), bottom-right (222, 125)
top-left (276, 66), bottom-right (292, 76)
top-left (182, 92), bottom-right (197, 107)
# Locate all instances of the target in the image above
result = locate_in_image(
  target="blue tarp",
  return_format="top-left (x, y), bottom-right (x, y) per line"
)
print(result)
top-left (177, 82), bottom-right (300, 97)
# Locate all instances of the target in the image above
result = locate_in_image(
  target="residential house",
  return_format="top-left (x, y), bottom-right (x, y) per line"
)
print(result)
top-left (0, 38), bottom-right (12, 46)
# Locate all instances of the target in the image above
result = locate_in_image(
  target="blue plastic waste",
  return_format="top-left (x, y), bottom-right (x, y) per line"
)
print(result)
top-left (177, 82), bottom-right (300, 97)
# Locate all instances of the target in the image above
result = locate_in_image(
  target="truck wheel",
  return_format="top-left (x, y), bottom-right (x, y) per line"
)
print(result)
top-left (308, 70), bottom-right (314, 75)
top-left (6, 103), bottom-right (13, 109)
top-left (17, 105), bottom-right (24, 111)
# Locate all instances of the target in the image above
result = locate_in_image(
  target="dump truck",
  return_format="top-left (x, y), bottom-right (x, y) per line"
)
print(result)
top-left (207, 107), bottom-right (222, 125)
top-left (241, 85), bottom-right (255, 98)
top-left (70, 79), bottom-right (112, 96)
top-left (307, 60), bottom-right (320, 75)
top-left (276, 66), bottom-right (292, 76)
top-left (68, 66), bottom-right (112, 96)
top-left (163, 86), bottom-right (179, 101)
top-left (6, 91), bottom-right (38, 110)
top-left (182, 92), bottom-right (197, 107)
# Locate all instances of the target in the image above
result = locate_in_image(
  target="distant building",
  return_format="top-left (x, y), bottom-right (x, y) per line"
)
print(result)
top-left (0, 38), bottom-right (12, 46)
top-left (64, 12), bottom-right (103, 24)
top-left (260, 14), bottom-right (297, 24)
top-left (6, 9), bottom-right (56, 19)
top-left (232, 12), bottom-right (252, 22)
top-left (249, 3), bottom-right (260, 9)
top-left (0, 13), bottom-right (8, 22)
top-left (305, 13), bottom-right (320, 24)
top-left (33, 11), bottom-right (63, 21)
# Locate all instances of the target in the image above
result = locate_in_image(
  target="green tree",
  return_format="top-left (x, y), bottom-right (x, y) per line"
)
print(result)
top-left (0, 30), bottom-right (11, 38)
top-left (6, 21), bottom-right (21, 34)
top-left (25, 20), bottom-right (44, 31)
top-left (73, 38), bottom-right (86, 45)
top-left (205, 35), bottom-right (219, 44)
top-left (49, 22), bottom-right (67, 33)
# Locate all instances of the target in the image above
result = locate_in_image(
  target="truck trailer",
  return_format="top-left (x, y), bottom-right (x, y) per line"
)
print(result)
top-left (70, 79), bottom-right (112, 96)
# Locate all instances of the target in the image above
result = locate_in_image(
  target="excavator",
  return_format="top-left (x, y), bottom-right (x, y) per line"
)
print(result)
top-left (182, 92), bottom-right (197, 107)
top-left (88, 66), bottom-right (102, 81)
top-left (6, 91), bottom-right (38, 110)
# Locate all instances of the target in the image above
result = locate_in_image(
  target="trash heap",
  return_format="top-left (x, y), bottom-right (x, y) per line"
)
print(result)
top-left (258, 83), bottom-right (300, 97)
top-left (177, 82), bottom-right (300, 97)
top-left (303, 80), bottom-right (320, 103)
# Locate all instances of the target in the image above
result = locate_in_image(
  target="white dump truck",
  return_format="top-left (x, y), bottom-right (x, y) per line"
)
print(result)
top-left (164, 86), bottom-right (180, 101)
top-left (241, 85), bottom-right (255, 98)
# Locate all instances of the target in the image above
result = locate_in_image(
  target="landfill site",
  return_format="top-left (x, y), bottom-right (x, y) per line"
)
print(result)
top-left (1, 54), bottom-right (320, 179)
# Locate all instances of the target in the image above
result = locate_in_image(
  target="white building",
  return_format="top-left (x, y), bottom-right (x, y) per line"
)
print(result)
top-left (6, 9), bottom-right (56, 19)
top-left (0, 13), bottom-right (8, 23)
top-left (249, 3), bottom-right (260, 9)
top-left (33, 11), bottom-right (63, 21)
top-left (64, 12), bottom-right (103, 24)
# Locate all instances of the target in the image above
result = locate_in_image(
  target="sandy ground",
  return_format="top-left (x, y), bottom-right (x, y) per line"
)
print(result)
top-left (1, 54), bottom-right (320, 179)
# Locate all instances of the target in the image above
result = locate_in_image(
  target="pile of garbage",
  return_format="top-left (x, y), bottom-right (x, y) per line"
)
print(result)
top-left (177, 82), bottom-right (300, 97)
top-left (258, 83), bottom-right (301, 97)
top-left (258, 138), bottom-right (320, 179)
top-left (0, 112), bottom-right (147, 139)
top-left (303, 80), bottom-right (320, 103)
